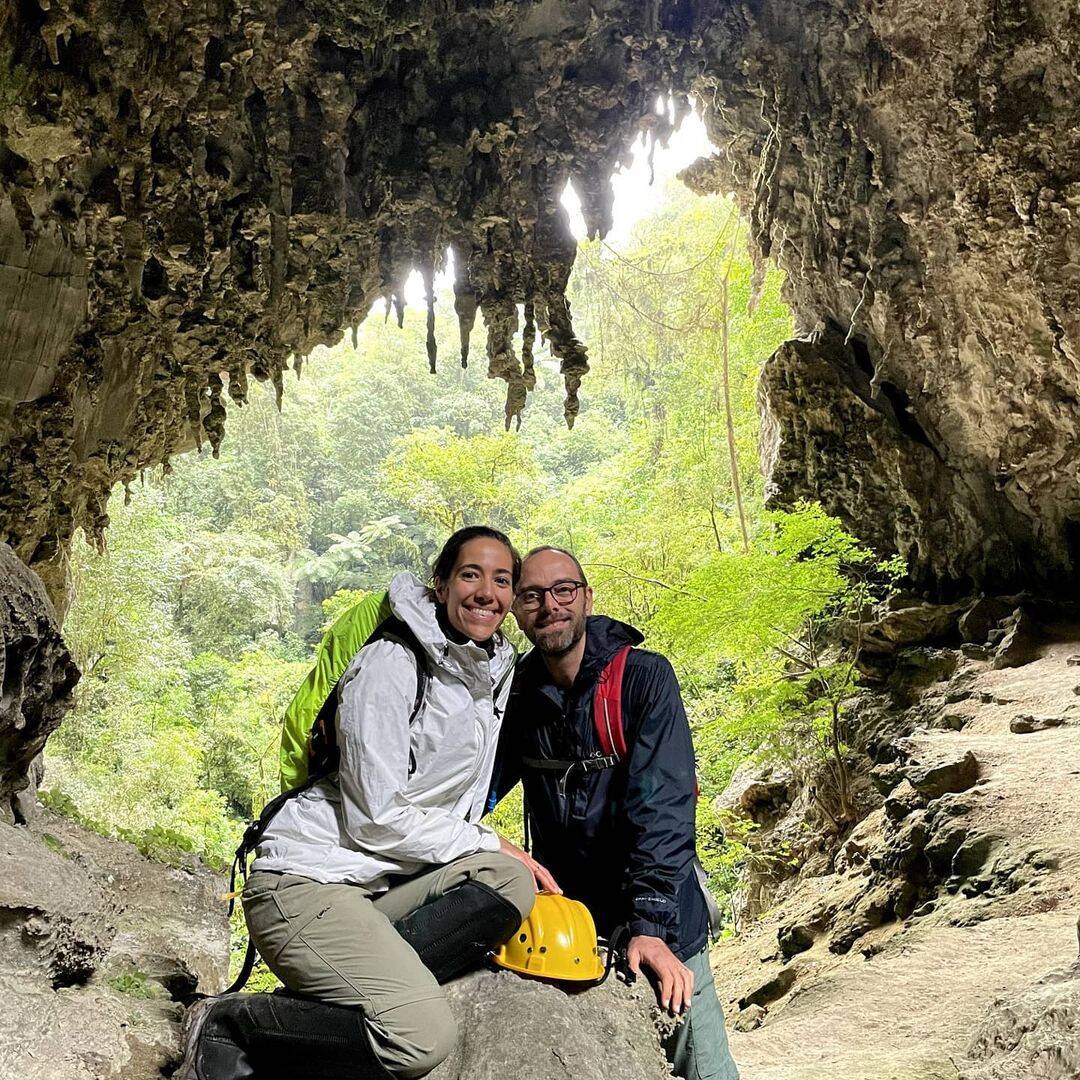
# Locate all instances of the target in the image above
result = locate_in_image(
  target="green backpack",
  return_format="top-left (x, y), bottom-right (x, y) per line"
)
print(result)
top-left (278, 590), bottom-right (396, 791)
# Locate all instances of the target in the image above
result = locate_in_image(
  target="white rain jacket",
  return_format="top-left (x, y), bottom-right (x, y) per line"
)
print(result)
top-left (252, 572), bottom-right (516, 890)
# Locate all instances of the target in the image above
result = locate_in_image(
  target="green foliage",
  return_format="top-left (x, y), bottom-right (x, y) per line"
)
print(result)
top-left (486, 784), bottom-right (525, 848)
top-left (230, 908), bottom-right (281, 992)
top-left (108, 969), bottom-right (158, 998)
top-left (300, 517), bottom-right (424, 595)
top-left (382, 429), bottom-right (543, 535)
top-left (176, 532), bottom-right (297, 655)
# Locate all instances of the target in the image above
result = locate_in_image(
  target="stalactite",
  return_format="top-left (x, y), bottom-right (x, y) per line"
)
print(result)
top-left (453, 245), bottom-right (479, 369)
top-left (521, 299), bottom-right (537, 392)
top-left (422, 260), bottom-right (437, 374)
top-left (204, 372), bottom-right (227, 457)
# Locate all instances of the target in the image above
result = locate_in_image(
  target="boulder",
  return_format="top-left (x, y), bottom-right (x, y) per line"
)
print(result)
top-left (431, 969), bottom-right (674, 1080)
top-left (858, 603), bottom-right (965, 654)
top-left (733, 1003), bottom-right (767, 1032)
top-left (1009, 714), bottom-right (1066, 734)
top-left (991, 609), bottom-right (1042, 670)
top-left (905, 750), bottom-right (980, 798)
top-left (0, 543), bottom-right (80, 818)
top-left (958, 598), bottom-right (1015, 644)
top-left (777, 921), bottom-right (817, 960)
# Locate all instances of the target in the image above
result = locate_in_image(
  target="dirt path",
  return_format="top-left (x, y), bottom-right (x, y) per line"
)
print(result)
top-left (712, 636), bottom-right (1080, 1079)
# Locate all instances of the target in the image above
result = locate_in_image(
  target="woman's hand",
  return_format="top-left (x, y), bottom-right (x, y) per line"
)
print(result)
top-left (498, 836), bottom-right (562, 895)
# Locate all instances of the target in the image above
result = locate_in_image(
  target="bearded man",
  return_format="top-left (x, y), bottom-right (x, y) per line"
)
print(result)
top-left (493, 546), bottom-right (739, 1080)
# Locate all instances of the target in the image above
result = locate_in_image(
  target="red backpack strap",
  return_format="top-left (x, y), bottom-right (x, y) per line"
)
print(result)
top-left (593, 645), bottom-right (632, 760)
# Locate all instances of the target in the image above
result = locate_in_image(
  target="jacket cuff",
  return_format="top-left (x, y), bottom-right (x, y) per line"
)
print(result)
top-left (476, 824), bottom-right (502, 853)
top-left (628, 917), bottom-right (673, 942)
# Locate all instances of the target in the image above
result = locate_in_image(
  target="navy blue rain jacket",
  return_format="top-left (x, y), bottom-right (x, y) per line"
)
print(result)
top-left (494, 615), bottom-right (708, 961)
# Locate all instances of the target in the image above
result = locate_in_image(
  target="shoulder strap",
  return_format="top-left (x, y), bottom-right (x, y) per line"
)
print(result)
top-left (592, 644), bottom-right (633, 760)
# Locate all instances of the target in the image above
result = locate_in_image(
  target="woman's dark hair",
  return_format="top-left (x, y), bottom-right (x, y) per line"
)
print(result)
top-left (431, 526), bottom-right (522, 587)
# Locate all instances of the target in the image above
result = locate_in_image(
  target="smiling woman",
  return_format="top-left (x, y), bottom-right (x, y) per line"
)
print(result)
top-left (177, 525), bottom-right (559, 1080)
top-left (432, 528), bottom-right (519, 645)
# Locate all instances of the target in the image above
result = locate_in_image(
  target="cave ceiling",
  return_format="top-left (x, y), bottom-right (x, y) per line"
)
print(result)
top-left (1, 0), bottom-right (1078, 602)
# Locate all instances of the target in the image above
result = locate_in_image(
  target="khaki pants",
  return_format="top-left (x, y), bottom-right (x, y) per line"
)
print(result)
top-left (243, 852), bottom-right (534, 1079)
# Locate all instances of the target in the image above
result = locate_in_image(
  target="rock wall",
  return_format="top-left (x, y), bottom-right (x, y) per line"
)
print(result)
top-left (1, 0), bottom-right (1078, 598)
top-left (0, 541), bottom-right (79, 814)
top-left (0, 0), bottom-right (699, 601)
top-left (686, 0), bottom-right (1080, 593)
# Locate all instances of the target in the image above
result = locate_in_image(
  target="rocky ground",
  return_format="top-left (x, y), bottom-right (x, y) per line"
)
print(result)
top-left (712, 604), bottom-right (1080, 1079)
top-left (0, 809), bottom-right (229, 1079)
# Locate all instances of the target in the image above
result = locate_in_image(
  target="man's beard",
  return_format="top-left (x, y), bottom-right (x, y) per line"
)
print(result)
top-left (533, 613), bottom-right (586, 657)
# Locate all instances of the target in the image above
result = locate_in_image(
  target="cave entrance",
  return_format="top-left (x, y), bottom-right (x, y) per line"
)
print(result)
top-left (43, 102), bottom-right (794, 883)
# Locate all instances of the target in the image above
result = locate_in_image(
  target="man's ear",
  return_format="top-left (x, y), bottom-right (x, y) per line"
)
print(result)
top-left (584, 586), bottom-right (594, 616)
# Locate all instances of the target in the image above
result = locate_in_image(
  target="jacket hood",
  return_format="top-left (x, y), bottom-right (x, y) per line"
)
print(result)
top-left (388, 572), bottom-right (515, 678)
top-left (578, 614), bottom-right (644, 681)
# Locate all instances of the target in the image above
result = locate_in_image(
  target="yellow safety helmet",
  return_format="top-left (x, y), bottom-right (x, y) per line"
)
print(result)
top-left (492, 892), bottom-right (606, 982)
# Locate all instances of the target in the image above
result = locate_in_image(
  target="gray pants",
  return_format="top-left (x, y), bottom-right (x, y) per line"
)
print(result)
top-left (663, 946), bottom-right (740, 1080)
top-left (242, 852), bottom-right (535, 1079)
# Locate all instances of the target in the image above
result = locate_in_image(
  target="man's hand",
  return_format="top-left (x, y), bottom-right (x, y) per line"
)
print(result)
top-left (498, 836), bottom-right (562, 895)
top-left (626, 934), bottom-right (694, 1016)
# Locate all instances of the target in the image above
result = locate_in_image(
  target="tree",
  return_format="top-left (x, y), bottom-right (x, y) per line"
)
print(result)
top-left (382, 428), bottom-right (544, 537)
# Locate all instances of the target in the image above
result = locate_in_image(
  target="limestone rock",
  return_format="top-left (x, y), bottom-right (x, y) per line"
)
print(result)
top-left (924, 822), bottom-right (969, 877)
top-left (1009, 714), bottom-right (1066, 734)
top-left (962, 957), bottom-right (1080, 1080)
top-left (991, 610), bottom-right (1042, 670)
top-left (0, 812), bottom-right (228, 1079)
top-left (714, 761), bottom-right (794, 824)
top-left (950, 834), bottom-right (999, 882)
top-left (869, 761), bottom-right (903, 796)
top-left (0, 542), bottom-right (80, 814)
top-left (883, 778), bottom-right (924, 822)
top-left (834, 808), bottom-right (888, 874)
top-left (958, 599), bottom-right (1015, 645)
top-left (738, 964), bottom-right (799, 1011)
top-left (0, 0), bottom-right (1078, 605)
top-left (905, 750), bottom-right (980, 799)
top-left (859, 602), bottom-right (965, 654)
top-left (427, 968), bottom-right (675, 1080)
top-left (777, 920), bottom-right (817, 961)
top-left (733, 1003), bottom-right (767, 1032)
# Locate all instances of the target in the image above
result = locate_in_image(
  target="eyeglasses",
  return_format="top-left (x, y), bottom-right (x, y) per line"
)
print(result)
top-left (514, 580), bottom-right (587, 611)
